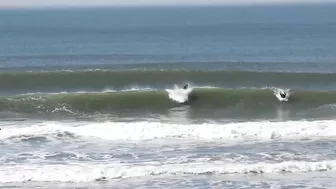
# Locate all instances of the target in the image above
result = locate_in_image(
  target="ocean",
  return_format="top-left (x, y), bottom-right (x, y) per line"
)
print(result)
top-left (0, 4), bottom-right (336, 188)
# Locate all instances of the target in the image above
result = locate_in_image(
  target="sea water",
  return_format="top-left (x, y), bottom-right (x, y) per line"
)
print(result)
top-left (1, 4), bottom-right (336, 188)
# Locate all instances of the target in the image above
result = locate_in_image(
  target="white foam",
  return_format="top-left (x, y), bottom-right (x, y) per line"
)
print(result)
top-left (51, 106), bottom-right (75, 114)
top-left (0, 160), bottom-right (335, 183)
top-left (18, 87), bottom-right (155, 96)
top-left (166, 84), bottom-right (192, 103)
top-left (121, 86), bottom-right (153, 92)
top-left (1, 120), bottom-right (336, 141)
top-left (273, 87), bottom-right (291, 102)
top-left (17, 85), bottom-right (221, 96)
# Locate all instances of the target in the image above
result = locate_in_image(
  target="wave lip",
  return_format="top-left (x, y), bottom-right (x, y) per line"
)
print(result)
top-left (0, 160), bottom-right (335, 183)
top-left (1, 120), bottom-right (336, 142)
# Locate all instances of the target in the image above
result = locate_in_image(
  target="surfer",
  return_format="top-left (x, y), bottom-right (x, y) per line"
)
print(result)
top-left (183, 84), bottom-right (188, 90)
top-left (280, 91), bottom-right (286, 98)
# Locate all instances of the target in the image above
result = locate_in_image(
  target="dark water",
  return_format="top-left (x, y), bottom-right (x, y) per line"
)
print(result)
top-left (0, 5), bottom-right (335, 69)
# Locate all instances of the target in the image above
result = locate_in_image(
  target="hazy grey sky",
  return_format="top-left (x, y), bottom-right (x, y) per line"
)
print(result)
top-left (0, 0), bottom-right (334, 8)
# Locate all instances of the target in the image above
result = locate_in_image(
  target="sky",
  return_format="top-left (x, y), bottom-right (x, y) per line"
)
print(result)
top-left (0, 0), bottom-right (334, 8)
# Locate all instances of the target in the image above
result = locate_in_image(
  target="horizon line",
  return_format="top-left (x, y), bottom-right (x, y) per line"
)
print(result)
top-left (0, 1), bottom-right (334, 10)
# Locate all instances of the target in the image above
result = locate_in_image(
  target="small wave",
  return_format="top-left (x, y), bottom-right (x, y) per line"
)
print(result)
top-left (0, 160), bottom-right (334, 183)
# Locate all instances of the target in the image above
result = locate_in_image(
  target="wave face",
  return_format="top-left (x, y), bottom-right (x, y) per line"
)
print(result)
top-left (1, 87), bottom-right (336, 120)
top-left (1, 70), bottom-right (336, 95)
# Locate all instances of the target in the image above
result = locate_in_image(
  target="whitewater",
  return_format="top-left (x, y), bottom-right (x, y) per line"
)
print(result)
top-left (2, 119), bottom-right (336, 188)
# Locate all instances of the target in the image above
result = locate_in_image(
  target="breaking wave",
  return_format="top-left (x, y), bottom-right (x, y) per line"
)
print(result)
top-left (2, 120), bottom-right (336, 141)
top-left (0, 87), bottom-right (336, 116)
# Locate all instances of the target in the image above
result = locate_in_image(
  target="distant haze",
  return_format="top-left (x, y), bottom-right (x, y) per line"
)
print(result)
top-left (0, 0), bottom-right (334, 8)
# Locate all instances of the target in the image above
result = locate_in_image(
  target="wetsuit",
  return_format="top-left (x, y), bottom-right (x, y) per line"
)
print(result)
top-left (280, 92), bottom-right (286, 98)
